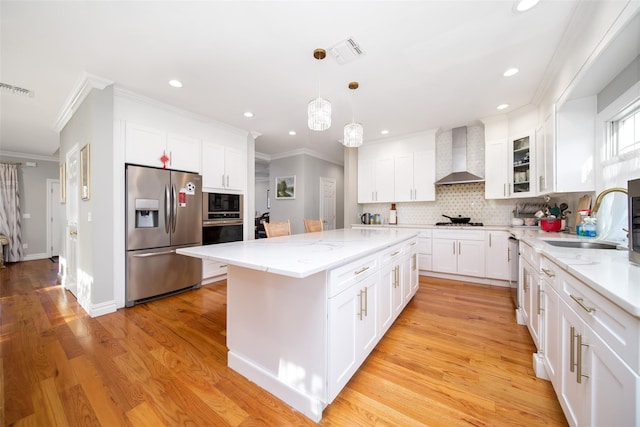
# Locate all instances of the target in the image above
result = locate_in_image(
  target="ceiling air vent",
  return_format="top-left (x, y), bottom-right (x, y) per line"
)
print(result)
top-left (329, 37), bottom-right (364, 65)
top-left (0, 82), bottom-right (33, 97)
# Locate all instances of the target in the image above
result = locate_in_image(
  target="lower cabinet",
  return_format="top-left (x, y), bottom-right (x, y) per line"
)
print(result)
top-left (327, 238), bottom-right (418, 403)
top-left (485, 230), bottom-right (511, 280)
top-left (327, 270), bottom-right (378, 402)
top-left (519, 241), bottom-right (541, 349)
top-left (202, 259), bottom-right (227, 284)
top-left (539, 255), bottom-right (640, 427)
top-left (432, 229), bottom-right (485, 278)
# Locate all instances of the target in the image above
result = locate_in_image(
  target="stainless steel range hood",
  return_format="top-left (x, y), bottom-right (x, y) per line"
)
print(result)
top-left (435, 126), bottom-right (485, 185)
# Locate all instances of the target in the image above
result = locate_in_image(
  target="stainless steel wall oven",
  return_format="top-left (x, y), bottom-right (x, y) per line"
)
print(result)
top-left (202, 192), bottom-right (244, 245)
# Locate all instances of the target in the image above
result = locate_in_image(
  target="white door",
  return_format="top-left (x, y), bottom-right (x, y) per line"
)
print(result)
top-left (46, 179), bottom-right (61, 257)
top-left (320, 177), bottom-right (336, 230)
top-left (65, 147), bottom-right (79, 296)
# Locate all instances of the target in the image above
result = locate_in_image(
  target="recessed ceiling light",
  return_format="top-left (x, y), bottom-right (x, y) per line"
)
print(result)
top-left (381, 130), bottom-right (389, 135)
top-left (503, 68), bottom-right (519, 77)
top-left (497, 104), bottom-right (509, 110)
top-left (289, 130), bottom-right (296, 136)
top-left (168, 79), bottom-right (183, 88)
top-left (514, 0), bottom-right (540, 12)
top-left (243, 111), bottom-right (254, 118)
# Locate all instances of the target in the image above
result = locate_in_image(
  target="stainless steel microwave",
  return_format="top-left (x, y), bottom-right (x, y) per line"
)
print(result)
top-left (203, 192), bottom-right (243, 221)
top-left (629, 178), bottom-right (640, 264)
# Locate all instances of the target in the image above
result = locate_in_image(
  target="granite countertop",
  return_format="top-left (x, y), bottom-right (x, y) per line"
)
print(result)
top-left (177, 228), bottom-right (419, 279)
top-left (512, 229), bottom-right (640, 318)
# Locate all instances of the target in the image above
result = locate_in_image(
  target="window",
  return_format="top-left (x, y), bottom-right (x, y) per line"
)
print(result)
top-left (609, 100), bottom-right (640, 158)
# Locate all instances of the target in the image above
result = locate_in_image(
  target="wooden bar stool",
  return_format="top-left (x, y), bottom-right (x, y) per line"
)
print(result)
top-left (303, 219), bottom-right (323, 233)
top-left (264, 220), bottom-right (291, 238)
top-left (0, 234), bottom-right (9, 268)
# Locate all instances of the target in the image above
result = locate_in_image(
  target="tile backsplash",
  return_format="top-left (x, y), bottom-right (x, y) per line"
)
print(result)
top-left (358, 183), bottom-right (590, 227)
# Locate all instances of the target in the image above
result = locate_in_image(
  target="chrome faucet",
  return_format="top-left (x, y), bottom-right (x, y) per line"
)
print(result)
top-left (591, 187), bottom-right (628, 215)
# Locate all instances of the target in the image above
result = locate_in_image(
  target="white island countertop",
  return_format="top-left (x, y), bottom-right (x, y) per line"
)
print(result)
top-left (177, 228), bottom-right (419, 278)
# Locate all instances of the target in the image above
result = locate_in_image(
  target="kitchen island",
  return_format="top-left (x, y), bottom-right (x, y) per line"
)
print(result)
top-left (177, 228), bottom-right (419, 421)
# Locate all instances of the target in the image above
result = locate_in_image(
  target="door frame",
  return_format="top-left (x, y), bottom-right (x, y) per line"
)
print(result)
top-left (46, 178), bottom-right (60, 257)
top-left (319, 176), bottom-right (336, 230)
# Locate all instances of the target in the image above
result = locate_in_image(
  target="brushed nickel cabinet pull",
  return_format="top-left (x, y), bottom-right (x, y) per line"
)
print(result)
top-left (391, 251), bottom-right (400, 257)
top-left (489, 233), bottom-right (492, 247)
top-left (570, 326), bottom-right (576, 373)
top-left (538, 288), bottom-right (543, 315)
top-left (354, 266), bottom-right (370, 275)
top-left (363, 287), bottom-right (368, 317)
top-left (458, 241), bottom-right (461, 254)
top-left (452, 241), bottom-right (456, 254)
top-left (412, 253), bottom-right (417, 271)
top-left (358, 290), bottom-right (363, 321)
top-left (577, 334), bottom-right (589, 384)
top-left (570, 294), bottom-right (595, 313)
top-left (541, 268), bottom-right (555, 277)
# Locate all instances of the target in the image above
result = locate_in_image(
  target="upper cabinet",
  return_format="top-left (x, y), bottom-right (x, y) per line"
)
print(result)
top-left (125, 122), bottom-right (201, 173)
top-left (358, 130), bottom-right (436, 204)
top-left (484, 130), bottom-right (536, 199)
top-left (202, 139), bottom-right (246, 192)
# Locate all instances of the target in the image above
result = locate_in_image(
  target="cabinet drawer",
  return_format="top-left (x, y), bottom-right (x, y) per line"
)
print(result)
top-left (328, 254), bottom-right (378, 299)
top-left (432, 229), bottom-right (484, 241)
top-left (519, 240), bottom-right (540, 268)
top-left (380, 242), bottom-right (404, 264)
top-left (562, 272), bottom-right (640, 373)
top-left (203, 259), bottom-right (228, 278)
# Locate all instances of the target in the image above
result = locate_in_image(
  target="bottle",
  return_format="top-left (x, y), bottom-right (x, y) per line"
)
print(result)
top-left (389, 203), bottom-right (397, 225)
top-left (583, 217), bottom-right (597, 237)
top-left (576, 210), bottom-right (588, 236)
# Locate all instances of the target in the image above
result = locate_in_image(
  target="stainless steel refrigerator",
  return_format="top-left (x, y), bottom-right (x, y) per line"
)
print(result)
top-left (125, 164), bottom-right (202, 306)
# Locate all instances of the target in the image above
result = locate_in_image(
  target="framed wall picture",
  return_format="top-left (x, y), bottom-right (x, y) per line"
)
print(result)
top-left (275, 175), bottom-right (296, 199)
top-left (80, 144), bottom-right (90, 200)
top-left (59, 163), bottom-right (66, 204)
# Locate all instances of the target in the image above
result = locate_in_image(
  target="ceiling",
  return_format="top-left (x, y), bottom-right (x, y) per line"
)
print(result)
top-left (0, 1), bottom-right (636, 164)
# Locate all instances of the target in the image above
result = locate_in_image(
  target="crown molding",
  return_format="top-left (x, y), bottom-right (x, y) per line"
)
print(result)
top-left (113, 86), bottom-right (251, 138)
top-left (0, 150), bottom-right (58, 162)
top-left (53, 73), bottom-right (113, 132)
top-left (269, 148), bottom-right (344, 166)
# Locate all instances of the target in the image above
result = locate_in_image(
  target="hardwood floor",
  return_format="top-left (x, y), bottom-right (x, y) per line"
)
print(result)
top-left (2, 259), bottom-right (567, 426)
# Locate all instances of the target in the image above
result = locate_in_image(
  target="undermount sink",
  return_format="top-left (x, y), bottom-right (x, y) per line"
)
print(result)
top-left (542, 240), bottom-right (619, 250)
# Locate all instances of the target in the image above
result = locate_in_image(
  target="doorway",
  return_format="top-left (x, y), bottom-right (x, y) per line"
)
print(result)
top-left (64, 147), bottom-right (79, 296)
top-left (46, 179), bottom-right (61, 257)
top-left (320, 177), bottom-right (336, 230)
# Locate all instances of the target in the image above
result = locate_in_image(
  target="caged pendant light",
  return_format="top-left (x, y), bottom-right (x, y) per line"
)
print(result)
top-left (308, 48), bottom-right (331, 131)
top-left (343, 81), bottom-right (363, 147)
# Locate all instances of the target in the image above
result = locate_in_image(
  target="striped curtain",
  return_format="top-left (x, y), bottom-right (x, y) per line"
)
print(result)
top-left (0, 164), bottom-right (23, 262)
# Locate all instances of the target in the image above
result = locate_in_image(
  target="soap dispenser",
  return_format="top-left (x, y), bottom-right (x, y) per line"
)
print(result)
top-left (389, 203), bottom-right (397, 225)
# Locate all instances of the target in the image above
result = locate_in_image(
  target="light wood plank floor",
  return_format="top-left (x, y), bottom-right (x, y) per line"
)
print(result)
top-left (2, 259), bottom-right (567, 426)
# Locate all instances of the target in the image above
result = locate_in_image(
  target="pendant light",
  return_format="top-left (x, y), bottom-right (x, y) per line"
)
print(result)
top-left (343, 82), bottom-right (363, 147)
top-left (308, 48), bottom-right (331, 131)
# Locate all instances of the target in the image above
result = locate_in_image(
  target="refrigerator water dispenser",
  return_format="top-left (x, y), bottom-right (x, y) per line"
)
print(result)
top-left (135, 198), bottom-right (159, 228)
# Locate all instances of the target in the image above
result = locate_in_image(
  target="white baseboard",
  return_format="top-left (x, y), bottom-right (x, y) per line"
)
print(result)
top-left (89, 300), bottom-right (118, 317)
top-left (23, 252), bottom-right (50, 261)
top-left (533, 352), bottom-right (550, 380)
top-left (419, 270), bottom-right (509, 287)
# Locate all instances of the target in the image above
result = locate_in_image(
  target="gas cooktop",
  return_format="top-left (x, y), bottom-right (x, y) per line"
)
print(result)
top-left (435, 222), bottom-right (484, 227)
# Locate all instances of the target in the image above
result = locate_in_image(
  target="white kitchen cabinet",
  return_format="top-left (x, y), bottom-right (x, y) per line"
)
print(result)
top-left (202, 140), bottom-right (246, 192)
top-left (535, 112), bottom-right (555, 195)
top-left (417, 230), bottom-right (432, 273)
top-left (327, 270), bottom-right (378, 402)
top-left (357, 157), bottom-right (394, 203)
top-left (432, 229), bottom-right (485, 278)
top-left (533, 254), bottom-right (640, 427)
top-left (404, 243), bottom-right (419, 300)
top-left (378, 245), bottom-right (405, 334)
top-left (394, 150), bottom-right (436, 202)
top-left (484, 138), bottom-right (510, 199)
top-left (519, 240), bottom-right (541, 349)
top-left (125, 122), bottom-right (201, 173)
top-left (202, 259), bottom-right (227, 284)
top-left (510, 132), bottom-right (536, 197)
top-left (484, 230), bottom-right (511, 281)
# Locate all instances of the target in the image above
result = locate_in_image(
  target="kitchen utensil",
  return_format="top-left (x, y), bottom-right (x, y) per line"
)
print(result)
top-left (559, 202), bottom-right (569, 213)
top-left (442, 214), bottom-right (471, 224)
top-left (540, 218), bottom-right (562, 232)
top-left (360, 213), bottom-right (371, 224)
top-left (524, 217), bottom-right (537, 226)
top-left (534, 210), bottom-right (545, 219)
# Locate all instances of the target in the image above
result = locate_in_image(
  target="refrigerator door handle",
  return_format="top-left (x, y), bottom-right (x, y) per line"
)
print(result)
top-left (171, 184), bottom-right (178, 233)
top-left (164, 184), bottom-right (171, 234)
top-left (132, 249), bottom-right (176, 258)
